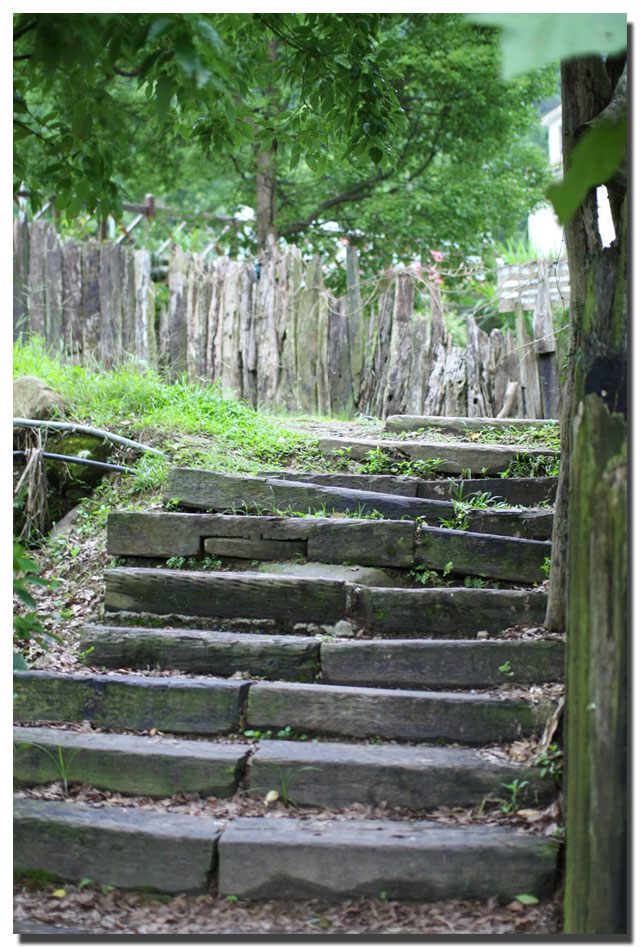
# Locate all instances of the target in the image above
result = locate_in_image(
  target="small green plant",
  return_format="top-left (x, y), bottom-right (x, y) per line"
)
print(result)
top-left (498, 660), bottom-right (515, 678)
top-left (226, 894), bottom-right (239, 903)
top-left (21, 743), bottom-right (80, 795)
top-left (165, 555), bottom-right (186, 569)
top-left (540, 556), bottom-right (551, 577)
top-left (409, 565), bottom-right (455, 588)
top-left (500, 454), bottom-right (560, 479)
top-left (359, 447), bottom-right (443, 478)
top-left (534, 743), bottom-right (564, 785)
top-left (499, 778), bottom-right (529, 814)
top-left (379, 890), bottom-right (389, 902)
top-left (13, 541), bottom-right (59, 662)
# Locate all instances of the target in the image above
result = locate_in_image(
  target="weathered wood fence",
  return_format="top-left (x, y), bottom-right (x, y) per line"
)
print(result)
top-left (14, 219), bottom-right (566, 419)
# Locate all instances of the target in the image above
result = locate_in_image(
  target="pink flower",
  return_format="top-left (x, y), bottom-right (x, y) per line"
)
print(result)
top-left (430, 249), bottom-right (445, 262)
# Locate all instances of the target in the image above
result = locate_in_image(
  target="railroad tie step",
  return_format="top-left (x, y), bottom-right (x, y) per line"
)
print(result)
top-left (14, 798), bottom-right (223, 894)
top-left (13, 671), bottom-right (249, 735)
top-left (81, 625), bottom-right (322, 681)
top-left (248, 739), bottom-right (555, 810)
top-left (384, 414), bottom-right (559, 435)
top-left (217, 817), bottom-right (559, 901)
top-left (246, 681), bottom-right (552, 744)
top-left (13, 726), bottom-right (250, 797)
top-left (317, 436), bottom-right (559, 475)
top-left (103, 568), bottom-right (547, 634)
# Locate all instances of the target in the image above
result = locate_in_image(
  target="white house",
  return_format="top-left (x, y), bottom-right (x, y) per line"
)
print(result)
top-left (527, 103), bottom-right (615, 255)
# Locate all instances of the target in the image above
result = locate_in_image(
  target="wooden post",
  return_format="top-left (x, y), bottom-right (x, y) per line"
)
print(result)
top-left (13, 216), bottom-right (30, 340)
top-left (534, 261), bottom-right (560, 418)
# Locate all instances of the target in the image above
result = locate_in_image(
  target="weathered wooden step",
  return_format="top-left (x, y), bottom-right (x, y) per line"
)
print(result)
top-left (14, 797), bottom-right (223, 893)
top-left (164, 469), bottom-right (452, 521)
top-left (81, 626), bottom-right (321, 681)
top-left (104, 569), bottom-right (547, 635)
top-left (13, 726), bottom-right (249, 797)
top-left (351, 587), bottom-right (547, 637)
top-left (246, 682), bottom-right (552, 744)
top-left (105, 568), bottom-right (346, 627)
top-left (416, 526), bottom-right (550, 583)
top-left (249, 739), bottom-right (554, 810)
top-left (385, 415), bottom-right (559, 435)
top-left (465, 508), bottom-right (554, 541)
top-left (13, 671), bottom-right (248, 735)
top-left (318, 436), bottom-right (559, 475)
top-left (258, 471), bottom-right (557, 507)
top-left (218, 817), bottom-right (558, 901)
top-left (320, 639), bottom-right (565, 689)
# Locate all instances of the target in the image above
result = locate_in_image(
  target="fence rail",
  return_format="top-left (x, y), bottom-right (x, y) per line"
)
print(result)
top-left (13, 219), bottom-right (566, 419)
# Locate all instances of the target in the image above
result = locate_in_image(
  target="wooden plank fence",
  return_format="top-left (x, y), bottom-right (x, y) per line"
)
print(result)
top-left (13, 220), bottom-right (567, 419)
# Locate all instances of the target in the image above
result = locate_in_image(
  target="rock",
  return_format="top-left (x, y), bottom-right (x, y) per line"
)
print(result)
top-left (13, 376), bottom-right (65, 420)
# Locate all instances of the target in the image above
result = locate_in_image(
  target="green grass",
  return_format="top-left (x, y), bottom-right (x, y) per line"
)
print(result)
top-left (14, 337), bottom-right (326, 479)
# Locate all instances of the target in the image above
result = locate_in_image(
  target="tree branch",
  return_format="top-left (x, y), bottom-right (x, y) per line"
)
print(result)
top-left (280, 172), bottom-right (390, 236)
top-left (13, 19), bottom-right (37, 41)
top-left (113, 64), bottom-right (141, 77)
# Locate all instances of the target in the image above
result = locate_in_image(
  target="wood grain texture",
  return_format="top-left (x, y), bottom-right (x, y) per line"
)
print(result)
top-left (14, 726), bottom-right (249, 798)
top-left (247, 681), bottom-right (552, 744)
top-left (320, 638), bottom-right (565, 689)
top-left (250, 739), bottom-right (554, 810)
top-left (218, 817), bottom-right (558, 900)
top-left (415, 525), bottom-right (550, 582)
top-left (14, 798), bottom-right (223, 893)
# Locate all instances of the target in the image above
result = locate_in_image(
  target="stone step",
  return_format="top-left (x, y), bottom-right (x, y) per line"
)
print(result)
top-left (13, 671), bottom-right (248, 735)
top-left (104, 568), bottom-right (547, 635)
top-left (165, 468), bottom-right (453, 521)
top-left (13, 726), bottom-right (249, 797)
top-left (320, 638), bottom-right (565, 689)
top-left (162, 470), bottom-right (554, 536)
top-left (246, 681), bottom-right (552, 744)
top-left (249, 739), bottom-right (554, 810)
top-left (258, 470), bottom-right (557, 507)
top-left (318, 436), bottom-right (559, 475)
top-left (109, 511), bottom-right (550, 579)
top-left (14, 797), bottom-right (223, 893)
top-left (218, 817), bottom-right (558, 901)
top-left (82, 625), bottom-right (563, 690)
top-left (385, 415), bottom-right (559, 435)
top-left (81, 625), bottom-right (321, 680)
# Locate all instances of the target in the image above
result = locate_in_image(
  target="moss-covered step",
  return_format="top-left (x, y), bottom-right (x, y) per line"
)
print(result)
top-left (14, 797), bottom-right (223, 893)
top-left (465, 508), bottom-right (554, 540)
top-left (104, 568), bottom-right (347, 627)
top-left (246, 681), bottom-right (552, 744)
top-left (258, 471), bottom-right (558, 507)
top-left (318, 436), bottom-right (559, 475)
top-left (385, 415), bottom-right (559, 435)
top-left (350, 587), bottom-right (547, 637)
top-left (13, 726), bottom-right (249, 797)
top-left (218, 817), bottom-right (558, 901)
top-left (320, 638), bottom-right (565, 689)
top-left (13, 671), bottom-right (249, 735)
top-left (249, 739), bottom-right (555, 810)
top-left (415, 526), bottom-right (551, 583)
top-left (81, 626), bottom-right (321, 681)
top-left (164, 469), bottom-right (453, 521)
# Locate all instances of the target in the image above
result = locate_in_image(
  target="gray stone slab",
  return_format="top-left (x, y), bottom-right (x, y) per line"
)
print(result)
top-left (385, 415), bottom-right (559, 434)
top-left (415, 526), bottom-right (551, 583)
top-left (217, 817), bottom-right (557, 900)
top-left (258, 471), bottom-right (420, 496)
top-left (13, 670), bottom-right (248, 735)
top-left (256, 561), bottom-right (401, 588)
top-left (81, 625), bottom-right (320, 682)
top-left (350, 587), bottom-right (548, 636)
top-left (466, 509), bottom-right (554, 540)
top-left (415, 476), bottom-right (557, 507)
top-left (104, 568), bottom-right (347, 628)
top-left (246, 681), bottom-right (551, 744)
top-left (320, 639), bottom-right (565, 689)
top-left (318, 437), bottom-right (559, 475)
top-left (306, 519), bottom-right (415, 568)
top-left (249, 739), bottom-right (554, 810)
top-left (204, 537), bottom-right (307, 560)
top-left (164, 469), bottom-right (452, 521)
top-left (13, 726), bottom-right (248, 797)
top-left (14, 797), bottom-right (223, 893)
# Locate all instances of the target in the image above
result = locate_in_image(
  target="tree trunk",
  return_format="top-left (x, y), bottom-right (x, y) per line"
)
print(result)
top-left (256, 142), bottom-right (277, 250)
top-left (544, 55), bottom-right (628, 936)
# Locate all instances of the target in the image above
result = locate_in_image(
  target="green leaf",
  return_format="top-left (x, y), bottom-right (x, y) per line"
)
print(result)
top-left (146, 16), bottom-right (173, 44)
top-left (469, 13), bottom-right (627, 78)
top-left (547, 117), bottom-right (626, 226)
top-left (515, 893), bottom-right (540, 905)
top-left (369, 145), bottom-right (383, 165)
top-left (155, 75), bottom-right (173, 121)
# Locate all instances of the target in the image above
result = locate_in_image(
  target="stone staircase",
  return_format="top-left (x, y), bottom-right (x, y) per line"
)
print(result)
top-left (14, 440), bottom-right (564, 904)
